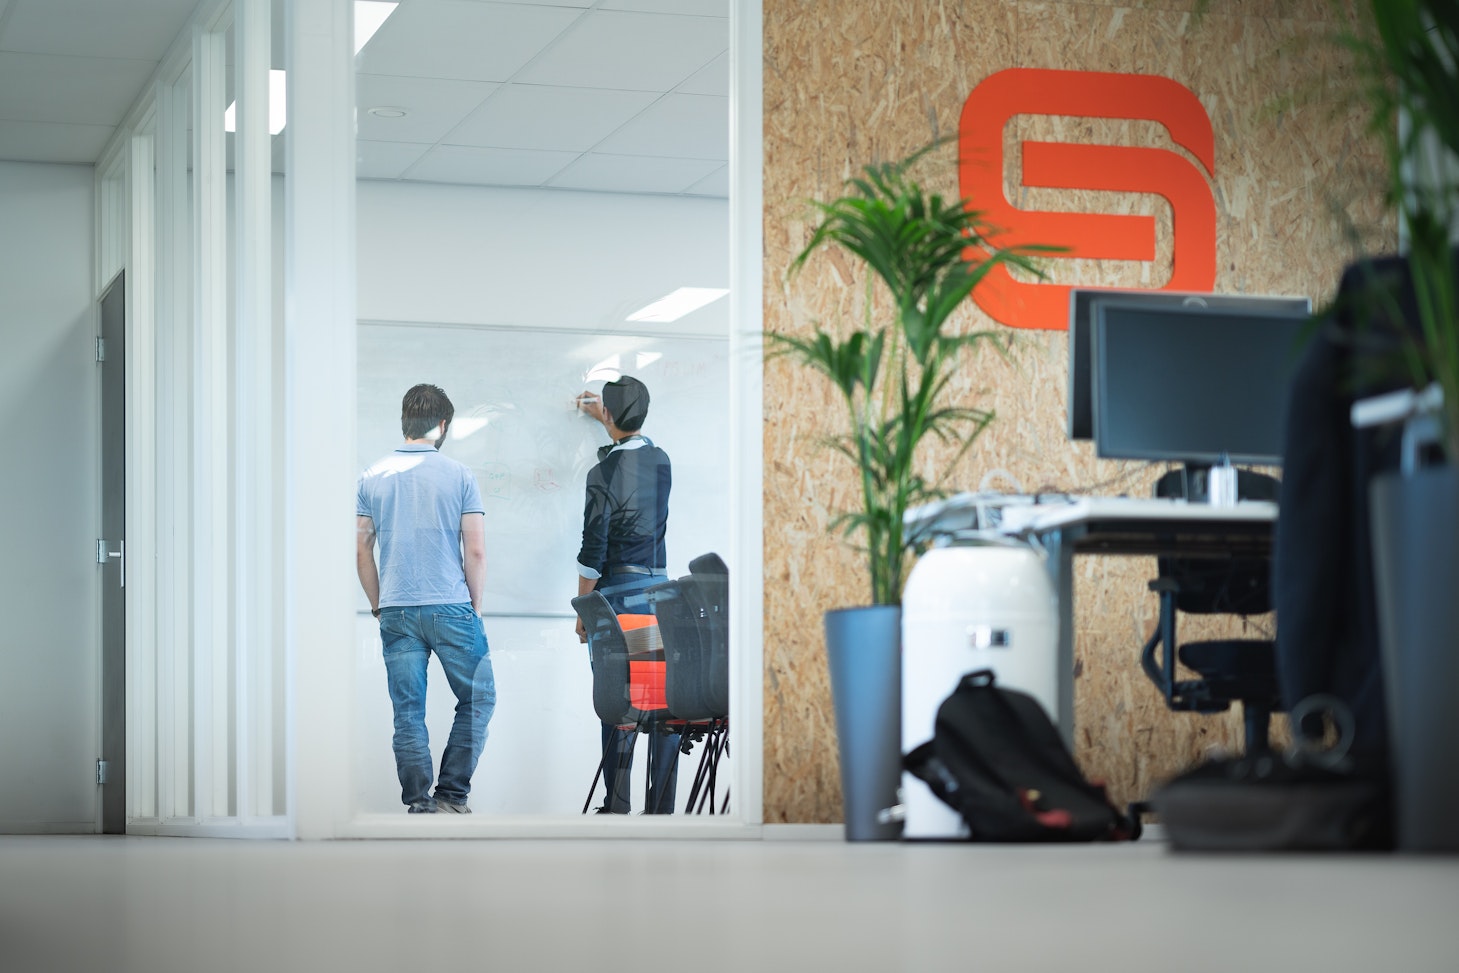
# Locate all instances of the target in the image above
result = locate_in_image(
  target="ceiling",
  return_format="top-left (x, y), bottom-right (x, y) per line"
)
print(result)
top-left (0, 0), bottom-right (730, 197)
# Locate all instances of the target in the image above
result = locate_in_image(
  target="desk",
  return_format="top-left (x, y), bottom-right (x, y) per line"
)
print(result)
top-left (996, 497), bottom-right (1278, 744)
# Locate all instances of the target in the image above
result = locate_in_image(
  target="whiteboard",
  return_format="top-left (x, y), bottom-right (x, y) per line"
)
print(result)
top-left (357, 322), bottom-right (731, 616)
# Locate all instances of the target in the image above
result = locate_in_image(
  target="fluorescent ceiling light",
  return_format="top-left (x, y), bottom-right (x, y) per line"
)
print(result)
top-left (223, 2), bottom-right (397, 135)
top-left (224, 69), bottom-right (288, 135)
top-left (627, 287), bottom-right (729, 323)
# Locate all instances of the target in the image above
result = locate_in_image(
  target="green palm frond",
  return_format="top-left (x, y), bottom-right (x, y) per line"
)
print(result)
top-left (775, 140), bottom-right (1057, 604)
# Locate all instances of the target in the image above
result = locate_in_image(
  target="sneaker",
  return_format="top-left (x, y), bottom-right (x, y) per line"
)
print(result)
top-left (407, 802), bottom-right (437, 814)
top-left (436, 799), bottom-right (471, 814)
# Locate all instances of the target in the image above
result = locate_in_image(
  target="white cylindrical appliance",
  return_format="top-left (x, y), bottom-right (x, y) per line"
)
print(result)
top-left (900, 540), bottom-right (1059, 839)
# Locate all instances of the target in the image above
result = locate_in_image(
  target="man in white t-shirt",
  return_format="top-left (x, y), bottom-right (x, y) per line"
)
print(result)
top-left (356, 384), bottom-right (495, 814)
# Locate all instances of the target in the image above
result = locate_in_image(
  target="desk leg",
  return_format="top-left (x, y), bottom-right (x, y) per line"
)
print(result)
top-left (1040, 530), bottom-right (1076, 748)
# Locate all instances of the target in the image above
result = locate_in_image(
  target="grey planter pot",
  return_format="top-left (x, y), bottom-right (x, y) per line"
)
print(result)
top-left (825, 605), bottom-right (904, 841)
top-left (1371, 464), bottom-right (1459, 853)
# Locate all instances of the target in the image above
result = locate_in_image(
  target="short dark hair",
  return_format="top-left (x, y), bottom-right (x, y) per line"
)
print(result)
top-left (401, 384), bottom-right (454, 441)
top-left (601, 375), bottom-right (649, 432)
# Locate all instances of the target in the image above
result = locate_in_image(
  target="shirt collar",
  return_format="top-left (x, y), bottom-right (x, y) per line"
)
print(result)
top-left (396, 443), bottom-right (438, 453)
top-left (598, 434), bottom-right (650, 462)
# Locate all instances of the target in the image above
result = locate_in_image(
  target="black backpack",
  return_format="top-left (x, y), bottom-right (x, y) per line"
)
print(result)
top-left (903, 669), bottom-right (1138, 842)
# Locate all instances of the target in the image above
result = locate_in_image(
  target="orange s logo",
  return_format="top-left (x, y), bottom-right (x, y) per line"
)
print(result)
top-left (958, 68), bottom-right (1217, 330)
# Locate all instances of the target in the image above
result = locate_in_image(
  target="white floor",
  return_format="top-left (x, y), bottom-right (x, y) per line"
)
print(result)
top-left (2, 831), bottom-right (1456, 973)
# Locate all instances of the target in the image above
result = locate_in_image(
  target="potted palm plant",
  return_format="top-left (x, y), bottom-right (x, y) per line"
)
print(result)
top-left (773, 143), bottom-right (1046, 839)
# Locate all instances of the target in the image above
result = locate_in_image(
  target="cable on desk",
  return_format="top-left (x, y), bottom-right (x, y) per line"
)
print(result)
top-left (1030, 459), bottom-right (1160, 499)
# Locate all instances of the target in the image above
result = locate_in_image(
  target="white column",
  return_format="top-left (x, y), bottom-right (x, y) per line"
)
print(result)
top-left (191, 23), bottom-right (231, 819)
top-left (155, 69), bottom-right (193, 821)
top-left (234, 0), bottom-right (276, 822)
top-left (728, 0), bottom-right (765, 826)
top-left (283, 0), bottom-right (357, 839)
top-left (127, 125), bottom-right (159, 823)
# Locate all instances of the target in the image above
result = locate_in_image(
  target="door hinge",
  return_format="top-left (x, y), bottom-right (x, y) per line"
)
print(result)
top-left (96, 759), bottom-right (109, 785)
top-left (97, 539), bottom-right (125, 587)
top-left (95, 337), bottom-right (106, 363)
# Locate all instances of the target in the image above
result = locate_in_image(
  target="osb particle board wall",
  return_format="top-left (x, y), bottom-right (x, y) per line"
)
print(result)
top-left (762, 0), bottom-right (1395, 822)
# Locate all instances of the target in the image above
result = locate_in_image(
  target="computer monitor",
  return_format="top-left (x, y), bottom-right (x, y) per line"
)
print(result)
top-left (1092, 301), bottom-right (1312, 466)
top-left (1067, 289), bottom-right (1311, 440)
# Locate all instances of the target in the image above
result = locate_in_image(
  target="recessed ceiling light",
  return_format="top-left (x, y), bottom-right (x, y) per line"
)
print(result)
top-left (367, 106), bottom-right (408, 118)
top-left (627, 287), bottom-right (730, 323)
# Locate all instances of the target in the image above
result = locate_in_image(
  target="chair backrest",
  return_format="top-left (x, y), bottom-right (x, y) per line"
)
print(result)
top-left (688, 553), bottom-right (730, 716)
top-left (689, 551), bottom-right (728, 576)
top-left (648, 578), bottom-right (714, 721)
top-left (571, 592), bottom-right (632, 726)
top-left (1154, 468), bottom-right (1276, 615)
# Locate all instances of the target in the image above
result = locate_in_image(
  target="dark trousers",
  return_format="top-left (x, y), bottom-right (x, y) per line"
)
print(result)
top-left (600, 721), bottom-right (681, 814)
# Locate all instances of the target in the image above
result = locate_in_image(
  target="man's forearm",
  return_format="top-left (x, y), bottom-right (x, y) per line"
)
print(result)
top-left (464, 551), bottom-right (487, 615)
top-left (357, 549), bottom-right (381, 611)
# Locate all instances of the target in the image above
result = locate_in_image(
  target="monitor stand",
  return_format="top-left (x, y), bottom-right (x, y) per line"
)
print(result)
top-left (1208, 454), bottom-right (1238, 506)
top-left (1155, 464), bottom-right (1213, 503)
top-left (1154, 462), bottom-right (1281, 505)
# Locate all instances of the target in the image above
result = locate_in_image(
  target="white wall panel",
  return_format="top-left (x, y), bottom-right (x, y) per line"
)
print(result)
top-left (0, 161), bottom-right (99, 832)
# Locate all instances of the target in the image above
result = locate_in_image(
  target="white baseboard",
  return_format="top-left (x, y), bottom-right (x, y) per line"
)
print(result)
top-left (760, 823), bottom-right (844, 840)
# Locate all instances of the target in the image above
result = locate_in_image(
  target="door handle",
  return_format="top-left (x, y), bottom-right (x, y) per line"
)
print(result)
top-left (96, 539), bottom-right (125, 588)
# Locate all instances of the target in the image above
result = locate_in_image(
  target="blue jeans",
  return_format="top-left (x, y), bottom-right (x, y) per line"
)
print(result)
top-left (378, 603), bottom-right (495, 810)
top-left (595, 571), bottom-right (679, 814)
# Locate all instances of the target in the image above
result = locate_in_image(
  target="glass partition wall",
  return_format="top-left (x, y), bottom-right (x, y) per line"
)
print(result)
top-left (350, 0), bottom-right (743, 827)
top-left (96, 0), bottom-right (762, 837)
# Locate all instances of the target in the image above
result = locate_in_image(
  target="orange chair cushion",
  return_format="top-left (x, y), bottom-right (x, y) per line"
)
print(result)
top-left (617, 614), bottom-right (662, 656)
top-left (629, 659), bottom-right (667, 712)
top-left (617, 613), bottom-right (657, 631)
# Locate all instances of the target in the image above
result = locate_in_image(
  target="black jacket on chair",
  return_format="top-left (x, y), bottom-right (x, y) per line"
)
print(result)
top-left (1273, 256), bottom-right (1419, 761)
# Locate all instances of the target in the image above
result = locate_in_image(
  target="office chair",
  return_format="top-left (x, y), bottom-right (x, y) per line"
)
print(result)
top-left (572, 591), bottom-right (679, 814)
top-left (645, 553), bottom-right (732, 814)
top-left (689, 553), bottom-right (731, 719)
top-left (1140, 467), bottom-right (1284, 755)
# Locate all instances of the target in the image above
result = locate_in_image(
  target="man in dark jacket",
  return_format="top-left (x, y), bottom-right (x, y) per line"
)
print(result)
top-left (574, 375), bottom-right (676, 813)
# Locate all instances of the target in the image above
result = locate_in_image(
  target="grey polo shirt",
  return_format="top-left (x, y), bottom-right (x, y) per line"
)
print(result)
top-left (357, 443), bottom-right (485, 608)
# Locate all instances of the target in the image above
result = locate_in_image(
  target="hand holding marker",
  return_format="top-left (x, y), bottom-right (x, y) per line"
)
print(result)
top-left (575, 391), bottom-right (605, 420)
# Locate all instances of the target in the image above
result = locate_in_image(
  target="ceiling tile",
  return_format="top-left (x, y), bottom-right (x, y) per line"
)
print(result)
top-left (547, 152), bottom-right (722, 195)
top-left (357, 139), bottom-right (433, 180)
top-left (516, 10), bottom-right (727, 92)
top-left (0, 0), bottom-right (733, 189)
top-left (0, 118), bottom-right (113, 164)
top-left (600, 0), bottom-right (728, 15)
top-left (594, 93), bottom-right (727, 160)
top-left (0, 0), bottom-right (196, 61)
top-left (356, 74), bottom-right (498, 143)
top-left (0, 52), bottom-right (155, 126)
top-left (678, 51), bottom-right (728, 97)
top-left (445, 83), bottom-right (658, 152)
top-left (356, 0), bottom-right (583, 83)
top-left (683, 164), bottom-right (729, 198)
top-left (406, 143), bottom-right (580, 186)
